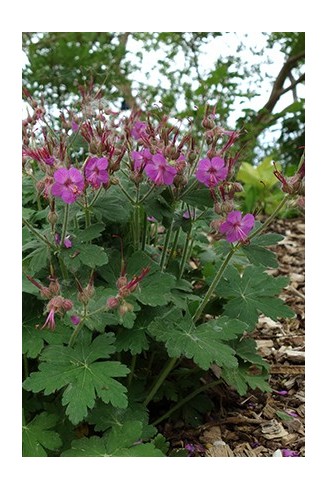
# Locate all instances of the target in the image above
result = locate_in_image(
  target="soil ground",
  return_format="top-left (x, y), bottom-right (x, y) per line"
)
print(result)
top-left (161, 217), bottom-right (305, 457)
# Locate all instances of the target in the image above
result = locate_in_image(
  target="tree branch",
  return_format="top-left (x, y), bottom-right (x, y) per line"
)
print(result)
top-left (260, 50), bottom-right (305, 116)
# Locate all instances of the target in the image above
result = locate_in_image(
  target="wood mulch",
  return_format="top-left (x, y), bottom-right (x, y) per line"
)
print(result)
top-left (162, 217), bottom-right (305, 457)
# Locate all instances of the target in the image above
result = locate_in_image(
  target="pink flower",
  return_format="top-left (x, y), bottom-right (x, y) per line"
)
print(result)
top-left (71, 120), bottom-right (79, 133)
top-left (145, 153), bottom-right (177, 186)
top-left (70, 315), bottom-right (81, 325)
top-left (131, 120), bottom-right (147, 140)
top-left (219, 211), bottom-right (255, 243)
top-left (41, 308), bottom-right (56, 331)
top-left (51, 167), bottom-right (84, 204)
top-left (84, 157), bottom-right (109, 189)
top-left (195, 157), bottom-right (228, 187)
top-left (131, 149), bottom-right (153, 172)
top-left (54, 233), bottom-right (72, 248)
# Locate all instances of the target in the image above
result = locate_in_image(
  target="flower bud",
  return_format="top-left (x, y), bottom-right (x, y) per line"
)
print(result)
top-left (62, 299), bottom-right (73, 311)
top-left (48, 278), bottom-right (60, 296)
top-left (202, 116), bottom-right (215, 130)
top-left (116, 276), bottom-right (128, 289)
top-left (47, 210), bottom-right (58, 226)
top-left (107, 296), bottom-right (119, 310)
top-left (187, 150), bottom-right (198, 163)
top-left (173, 174), bottom-right (188, 188)
top-left (118, 301), bottom-right (133, 317)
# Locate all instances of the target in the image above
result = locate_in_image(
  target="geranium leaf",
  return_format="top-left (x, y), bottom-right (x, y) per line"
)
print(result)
top-left (220, 265), bottom-right (294, 327)
top-left (148, 309), bottom-right (239, 370)
top-left (22, 412), bottom-right (62, 457)
top-left (23, 331), bottom-right (129, 424)
top-left (61, 421), bottom-right (165, 457)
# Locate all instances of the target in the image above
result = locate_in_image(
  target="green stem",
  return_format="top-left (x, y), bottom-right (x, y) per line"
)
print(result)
top-left (68, 319), bottom-right (87, 349)
top-left (160, 222), bottom-right (173, 271)
top-left (89, 187), bottom-right (103, 207)
top-left (167, 228), bottom-right (180, 264)
top-left (178, 228), bottom-right (192, 279)
top-left (141, 211), bottom-right (148, 251)
top-left (248, 194), bottom-right (290, 240)
top-left (139, 184), bottom-right (156, 204)
top-left (144, 357), bottom-right (178, 406)
top-left (152, 379), bottom-right (221, 426)
top-left (118, 181), bottom-right (136, 204)
top-left (193, 247), bottom-right (236, 323)
top-left (60, 204), bottom-right (70, 247)
top-left (134, 186), bottom-right (140, 250)
top-left (22, 218), bottom-right (55, 249)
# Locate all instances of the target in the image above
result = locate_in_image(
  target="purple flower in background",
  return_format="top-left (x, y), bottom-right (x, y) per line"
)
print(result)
top-left (281, 449), bottom-right (299, 457)
top-left (131, 120), bottom-right (147, 140)
top-left (195, 157), bottom-right (228, 187)
top-left (219, 211), bottom-right (255, 243)
top-left (54, 233), bottom-right (72, 248)
top-left (131, 149), bottom-right (153, 172)
top-left (51, 167), bottom-right (84, 204)
top-left (145, 153), bottom-right (177, 186)
top-left (147, 216), bottom-right (157, 223)
top-left (84, 157), bottom-right (109, 189)
top-left (70, 315), bottom-right (81, 325)
top-left (183, 209), bottom-right (196, 220)
top-left (71, 120), bottom-right (79, 133)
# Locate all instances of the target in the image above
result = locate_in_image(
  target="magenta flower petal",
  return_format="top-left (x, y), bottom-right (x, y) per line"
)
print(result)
top-left (96, 157), bottom-right (109, 170)
top-left (61, 189), bottom-right (76, 204)
top-left (145, 153), bottom-right (177, 186)
top-left (51, 166), bottom-right (84, 203)
top-left (219, 210), bottom-right (255, 243)
top-left (241, 214), bottom-right (255, 233)
top-left (84, 157), bottom-right (109, 188)
top-left (51, 182), bottom-right (64, 197)
top-left (54, 168), bottom-right (69, 184)
top-left (195, 157), bottom-right (227, 187)
top-left (70, 315), bottom-right (80, 325)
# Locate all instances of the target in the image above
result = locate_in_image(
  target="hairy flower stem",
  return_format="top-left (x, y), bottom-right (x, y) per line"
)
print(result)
top-left (118, 181), bottom-right (135, 204)
top-left (160, 222), bottom-right (173, 271)
top-left (144, 357), bottom-right (178, 406)
top-left (152, 379), bottom-right (222, 426)
top-left (60, 204), bottom-right (70, 247)
top-left (167, 228), bottom-right (180, 265)
top-left (192, 247), bottom-right (236, 323)
top-left (141, 212), bottom-right (148, 251)
top-left (178, 228), bottom-right (192, 279)
top-left (68, 305), bottom-right (88, 348)
top-left (22, 218), bottom-right (55, 249)
top-left (139, 184), bottom-right (156, 204)
top-left (88, 187), bottom-right (103, 207)
top-left (248, 193), bottom-right (290, 240)
top-left (134, 186), bottom-right (141, 250)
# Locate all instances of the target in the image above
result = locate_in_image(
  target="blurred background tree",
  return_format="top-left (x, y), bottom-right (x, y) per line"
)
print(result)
top-left (22, 32), bottom-right (304, 171)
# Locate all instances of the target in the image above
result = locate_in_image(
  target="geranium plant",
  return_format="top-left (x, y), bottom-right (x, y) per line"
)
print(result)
top-left (22, 91), bottom-right (304, 457)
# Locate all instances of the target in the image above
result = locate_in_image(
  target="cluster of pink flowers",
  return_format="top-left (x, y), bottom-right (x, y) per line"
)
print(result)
top-left (50, 156), bottom-right (110, 204)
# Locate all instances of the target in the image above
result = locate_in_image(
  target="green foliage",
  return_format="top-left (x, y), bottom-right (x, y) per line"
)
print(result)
top-left (22, 412), bottom-right (62, 456)
top-left (149, 309), bottom-right (248, 370)
top-left (220, 265), bottom-right (295, 327)
top-left (237, 157), bottom-right (285, 214)
top-left (23, 331), bottom-right (129, 424)
top-left (61, 421), bottom-right (165, 457)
